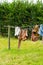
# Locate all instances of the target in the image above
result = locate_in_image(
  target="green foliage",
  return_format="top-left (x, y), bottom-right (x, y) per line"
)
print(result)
top-left (0, 1), bottom-right (43, 36)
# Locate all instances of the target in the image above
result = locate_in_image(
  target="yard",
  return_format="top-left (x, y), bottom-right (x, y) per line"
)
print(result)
top-left (0, 36), bottom-right (43, 65)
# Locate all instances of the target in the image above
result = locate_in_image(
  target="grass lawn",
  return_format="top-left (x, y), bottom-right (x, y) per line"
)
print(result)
top-left (0, 36), bottom-right (43, 65)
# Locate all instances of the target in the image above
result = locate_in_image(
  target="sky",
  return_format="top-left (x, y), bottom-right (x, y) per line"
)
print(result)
top-left (0, 0), bottom-right (43, 3)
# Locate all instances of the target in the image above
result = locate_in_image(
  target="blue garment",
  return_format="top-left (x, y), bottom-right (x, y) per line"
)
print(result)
top-left (38, 24), bottom-right (43, 36)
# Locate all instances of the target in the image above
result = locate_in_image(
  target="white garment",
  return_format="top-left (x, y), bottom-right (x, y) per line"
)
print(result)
top-left (15, 26), bottom-right (21, 36)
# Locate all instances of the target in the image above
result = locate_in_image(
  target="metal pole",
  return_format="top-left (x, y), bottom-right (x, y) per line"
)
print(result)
top-left (8, 25), bottom-right (10, 49)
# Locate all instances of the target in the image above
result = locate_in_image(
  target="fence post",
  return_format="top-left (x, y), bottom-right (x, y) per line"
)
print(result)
top-left (8, 25), bottom-right (10, 49)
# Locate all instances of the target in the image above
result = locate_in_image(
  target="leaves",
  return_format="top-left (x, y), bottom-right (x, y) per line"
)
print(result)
top-left (0, 1), bottom-right (43, 36)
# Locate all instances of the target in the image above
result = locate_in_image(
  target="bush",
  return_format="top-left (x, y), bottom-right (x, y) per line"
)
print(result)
top-left (0, 0), bottom-right (43, 37)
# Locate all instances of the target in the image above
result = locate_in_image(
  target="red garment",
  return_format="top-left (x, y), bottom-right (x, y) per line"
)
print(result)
top-left (31, 32), bottom-right (39, 41)
top-left (18, 29), bottom-right (28, 41)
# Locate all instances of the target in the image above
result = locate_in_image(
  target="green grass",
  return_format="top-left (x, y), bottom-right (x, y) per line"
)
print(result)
top-left (0, 37), bottom-right (43, 65)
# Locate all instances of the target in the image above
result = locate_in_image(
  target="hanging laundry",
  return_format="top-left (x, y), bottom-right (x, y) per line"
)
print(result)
top-left (18, 29), bottom-right (28, 41)
top-left (38, 24), bottom-right (43, 36)
top-left (31, 25), bottom-right (39, 41)
top-left (15, 26), bottom-right (21, 36)
top-left (18, 29), bottom-right (28, 48)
